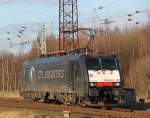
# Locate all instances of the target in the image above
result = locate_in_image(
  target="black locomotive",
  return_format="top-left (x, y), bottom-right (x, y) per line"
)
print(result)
top-left (20, 53), bottom-right (134, 106)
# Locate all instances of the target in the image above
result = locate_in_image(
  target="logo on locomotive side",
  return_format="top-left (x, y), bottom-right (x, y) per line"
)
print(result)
top-left (38, 70), bottom-right (64, 79)
top-left (29, 67), bottom-right (36, 81)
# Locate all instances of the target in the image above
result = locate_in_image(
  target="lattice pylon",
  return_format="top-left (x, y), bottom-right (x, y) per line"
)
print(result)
top-left (59, 0), bottom-right (79, 51)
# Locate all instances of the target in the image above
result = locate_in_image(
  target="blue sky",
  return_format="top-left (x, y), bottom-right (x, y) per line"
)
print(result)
top-left (0, 0), bottom-right (150, 54)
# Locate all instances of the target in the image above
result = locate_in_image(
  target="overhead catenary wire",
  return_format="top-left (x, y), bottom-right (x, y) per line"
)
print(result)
top-left (101, 10), bottom-right (149, 21)
top-left (0, 0), bottom-right (17, 5)
top-left (80, 8), bottom-right (150, 23)
top-left (80, 0), bottom-right (122, 15)
top-left (7, 25), bottom-right (36, 48)
top-left (4, 21), bottom-right (58, 48)
top-left (1, 0), bottom-right (148, 29)
top-left (79, 9), bottom-right (149, 24)
top-left (78, 14), bottom-right (149, 29)
top-left (0, 0), bottom-right (149, 53)
top-left (0, 1), bottom-right (149, 33)
top-left (0, 10), bottom-right (148, 40)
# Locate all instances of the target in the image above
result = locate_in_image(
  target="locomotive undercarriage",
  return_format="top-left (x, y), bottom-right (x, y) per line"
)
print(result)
top-left (21, 91), bottom-right (77, 104)
top-left (87, 87), bottom-right (125, 106)
top-left (21, 87), bottom-right (125, 107)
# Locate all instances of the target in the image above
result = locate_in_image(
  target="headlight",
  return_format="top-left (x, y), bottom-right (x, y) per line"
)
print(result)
top-left (113, 82), bottom-right (120, 86)
top-left (89, 74), bottom-right (94, 77)
top-left (90, 82), bottom-right (96, 87)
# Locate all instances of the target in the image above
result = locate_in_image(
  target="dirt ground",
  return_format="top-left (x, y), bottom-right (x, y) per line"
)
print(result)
top-left (0, 107), bottom-right (102, 118)
top-left (0, 92), bottom-right (150, 118)
top-left (135, 111), bottom-right (150, 118)
top-left (1, 107), bottom-right (150, 118)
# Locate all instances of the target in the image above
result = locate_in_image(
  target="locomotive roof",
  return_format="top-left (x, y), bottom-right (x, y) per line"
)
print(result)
top-left (23, 54), bottom-right (81, 65)
top-left (23, 54), bottom-right (117, 65)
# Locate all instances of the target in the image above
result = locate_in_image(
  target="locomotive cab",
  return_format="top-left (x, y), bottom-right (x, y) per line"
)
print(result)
top-left (85, 55), bottom-right (124, 105)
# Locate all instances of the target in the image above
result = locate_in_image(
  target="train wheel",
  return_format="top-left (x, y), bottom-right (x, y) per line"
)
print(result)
top-left (78, 97), bottom-right (86, 107)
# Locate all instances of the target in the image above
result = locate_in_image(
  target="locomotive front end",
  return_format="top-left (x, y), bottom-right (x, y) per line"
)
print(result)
top-left (86, 55), bottom-right (124, 105)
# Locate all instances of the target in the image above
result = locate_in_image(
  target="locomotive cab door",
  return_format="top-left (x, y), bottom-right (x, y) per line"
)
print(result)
top-left (71, 61), bottom-right (85, 97)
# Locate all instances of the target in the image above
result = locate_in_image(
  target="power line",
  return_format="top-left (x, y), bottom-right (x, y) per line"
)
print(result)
top-left (79, 13), bottom-right (149, 27)
top-left (108, 10), bottom-right (148, 20)
top-left (79, 9), bottom-right (149, 22)
top-left (79, 0), bottom-right (122, 16)
top-left (0, 0), bottom-right (17, 5)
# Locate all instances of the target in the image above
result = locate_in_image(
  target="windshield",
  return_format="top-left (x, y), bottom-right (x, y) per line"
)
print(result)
top-left (101, 58), bottom-right (117, 69)
top-left (86, 58), bottom-right (101, 70)
top-left (86, 58), bottom-right (117, 70)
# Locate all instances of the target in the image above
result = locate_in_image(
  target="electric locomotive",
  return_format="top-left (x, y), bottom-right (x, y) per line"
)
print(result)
top-left (20, 53), bottom-right (126, 106)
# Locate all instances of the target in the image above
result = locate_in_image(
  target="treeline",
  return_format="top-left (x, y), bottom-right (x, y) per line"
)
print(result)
top-left (0, 25), bottom-right (150, 98)
top-left (0, 53), bottom-right (24, 93)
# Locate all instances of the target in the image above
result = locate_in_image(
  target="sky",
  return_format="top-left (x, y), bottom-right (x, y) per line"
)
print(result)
top-left (0, 0), bottom-right (150, 54)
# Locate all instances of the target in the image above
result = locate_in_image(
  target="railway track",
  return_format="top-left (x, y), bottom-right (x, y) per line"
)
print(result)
top-left (0, 98), bottom-right (136, 118)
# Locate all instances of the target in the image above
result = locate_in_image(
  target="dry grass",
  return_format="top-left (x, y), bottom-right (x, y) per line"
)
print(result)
top-left (0, 108), bottom-right (62, 118)
top-left (0, 92), bottom-right (21, 99)
top-left (0, 108), bottom-right (100, 118)
top-left (127, 55), bottom-right (150, 99)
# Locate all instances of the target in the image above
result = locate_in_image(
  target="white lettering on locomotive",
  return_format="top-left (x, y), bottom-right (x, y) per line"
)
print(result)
top-left (29, 67), bottom-right (35, 81)
top-left (37, 70), bottom-right (64, 79)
